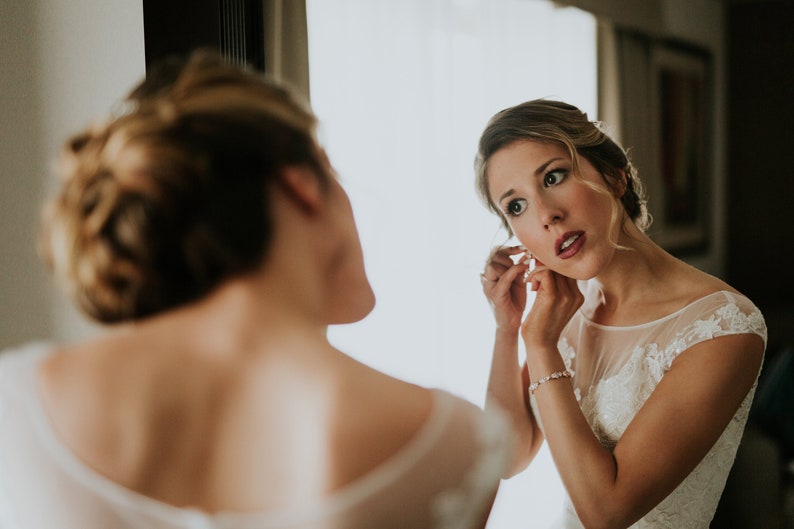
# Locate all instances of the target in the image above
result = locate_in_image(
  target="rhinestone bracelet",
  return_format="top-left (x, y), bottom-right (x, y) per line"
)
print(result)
top-left (528, 369), bottom-right (572, 395)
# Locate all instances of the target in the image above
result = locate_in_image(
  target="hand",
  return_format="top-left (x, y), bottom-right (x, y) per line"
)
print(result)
top-left (521, 265), bottom-right (583, 350)
top-left (481, 246), bottom-right (530, 331)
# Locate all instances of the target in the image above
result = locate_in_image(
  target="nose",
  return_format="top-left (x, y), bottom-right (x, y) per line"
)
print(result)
top-left (537, 198), bottom-right (564, 230)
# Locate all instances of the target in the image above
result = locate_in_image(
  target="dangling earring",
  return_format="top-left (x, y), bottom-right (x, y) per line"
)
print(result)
top-left (523, 249), bottom-right (535, 282)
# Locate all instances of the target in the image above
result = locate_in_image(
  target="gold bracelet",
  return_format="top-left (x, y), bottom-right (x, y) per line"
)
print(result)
top-left (529, 369), bottom-right (572, 395)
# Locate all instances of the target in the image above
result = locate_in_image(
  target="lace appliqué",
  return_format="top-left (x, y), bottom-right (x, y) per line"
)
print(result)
top-left (558, 338), bottom-right (580, 402)
top-left (432, 409), bottom-right (510, 529)
top-left (565, 302), bottom-right (766, 528)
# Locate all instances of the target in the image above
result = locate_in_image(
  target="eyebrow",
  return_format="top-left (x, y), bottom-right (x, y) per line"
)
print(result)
top-left (497, 157), bottom-right (564, 204)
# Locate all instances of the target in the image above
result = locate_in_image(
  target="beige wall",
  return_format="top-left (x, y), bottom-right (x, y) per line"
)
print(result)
top-left (0, 0), bottom-right (145, 348)
top-left (1, 1), bottom-right (47, 348)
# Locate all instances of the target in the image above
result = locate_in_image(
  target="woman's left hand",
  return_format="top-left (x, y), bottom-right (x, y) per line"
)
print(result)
top-left (521, 265), bottom-right (583, 350)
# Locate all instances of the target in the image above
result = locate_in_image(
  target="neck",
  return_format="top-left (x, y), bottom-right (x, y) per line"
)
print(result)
top-left (129, 247), bottom-right (331, 362)
top-left (584, 224), bottom-right (674, 312)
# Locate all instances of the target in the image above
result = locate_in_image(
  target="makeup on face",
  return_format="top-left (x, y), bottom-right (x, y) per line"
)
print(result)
top-left (556, 231), bottom-right (586, 259)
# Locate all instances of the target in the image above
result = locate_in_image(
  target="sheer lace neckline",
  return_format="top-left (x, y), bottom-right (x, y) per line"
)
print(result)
top-left (577, 290), bottom-right (735, 331)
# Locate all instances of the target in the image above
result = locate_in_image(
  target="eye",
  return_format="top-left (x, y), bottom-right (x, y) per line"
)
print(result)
top-left (543, 169), bottom-right (568, 187)
top-left (505, 198), bottom-right (528, 217)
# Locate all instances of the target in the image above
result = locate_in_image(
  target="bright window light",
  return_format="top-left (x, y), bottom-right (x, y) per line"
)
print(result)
top-left (307, 1), bottom-right (596, 526)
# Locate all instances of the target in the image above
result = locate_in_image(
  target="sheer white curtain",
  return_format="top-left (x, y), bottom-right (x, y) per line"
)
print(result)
top-left (306, 1), bottom-right (596, 526)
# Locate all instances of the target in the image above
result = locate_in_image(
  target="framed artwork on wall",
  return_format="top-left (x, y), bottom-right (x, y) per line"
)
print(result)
top-left (647, 45), bottom-right (712, 256)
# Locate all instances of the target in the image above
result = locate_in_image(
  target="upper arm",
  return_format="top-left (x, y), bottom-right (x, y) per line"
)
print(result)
top-left (610, 332), bottom-right (764, 522)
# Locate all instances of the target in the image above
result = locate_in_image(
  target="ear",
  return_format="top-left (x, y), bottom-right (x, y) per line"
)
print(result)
top-left (611, 169), bottom-right (627, 198)
top-left (279, 165), bottom-right (324, 214)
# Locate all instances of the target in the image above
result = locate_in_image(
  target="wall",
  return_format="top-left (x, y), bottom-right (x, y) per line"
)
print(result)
top-left (725, 0), bottom-right (794, 347)
top-left (563, 0), bottom-right (727, 276)
top-left (0, 0), bottom-right (145, 348)
top-left (0, 1), bottom-right (48, 347)
top-left (564, 0), bottom-right (794, 347)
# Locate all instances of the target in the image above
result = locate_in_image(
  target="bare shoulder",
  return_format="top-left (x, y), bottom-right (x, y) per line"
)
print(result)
top-left (673, 258), bottom-right (741, 300)
top-left (327, 353), bottom-right (435, 489)
top-left (37, 335), bottom-right (148, 485)
top-left (38, 337), bottom-right (121, 431)
top-left (666, 261), bottom-right (766, 375)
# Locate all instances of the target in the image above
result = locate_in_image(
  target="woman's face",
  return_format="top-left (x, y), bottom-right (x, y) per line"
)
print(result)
top-left (486, 140), bottom-right (622, 280)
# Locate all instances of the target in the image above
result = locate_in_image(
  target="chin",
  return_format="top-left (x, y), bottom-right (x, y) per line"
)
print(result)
top-left (554, 261), bottom-right (599, 282)
top-left (327, 283), bottom-right (376, 325)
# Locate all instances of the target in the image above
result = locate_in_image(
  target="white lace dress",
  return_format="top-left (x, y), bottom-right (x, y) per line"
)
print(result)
top-left (536, 290), bottom-right (767, 529)
top-left (0, 343), bottom-right (512, 529)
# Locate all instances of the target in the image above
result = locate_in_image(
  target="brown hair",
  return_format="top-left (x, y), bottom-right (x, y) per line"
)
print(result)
top-left (474, 99), bottom-right (650, 241)
top-left (40, 51), bottom-right (325, 323)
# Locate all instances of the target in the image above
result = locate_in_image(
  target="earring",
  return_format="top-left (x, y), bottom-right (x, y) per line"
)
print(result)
top-left (523, 249), bottom-right (535, 282)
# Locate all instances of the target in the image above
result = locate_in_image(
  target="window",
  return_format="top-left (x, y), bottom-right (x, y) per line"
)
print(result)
top-left (307, 1), bottom-right (596, 525)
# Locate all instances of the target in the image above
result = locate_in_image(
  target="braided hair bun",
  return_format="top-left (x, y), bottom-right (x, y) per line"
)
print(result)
top-left (40, 51), bottom-right (324, 323)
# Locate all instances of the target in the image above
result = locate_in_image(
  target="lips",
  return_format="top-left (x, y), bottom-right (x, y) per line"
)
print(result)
top-left (555, 231), bottom-right (585, 258)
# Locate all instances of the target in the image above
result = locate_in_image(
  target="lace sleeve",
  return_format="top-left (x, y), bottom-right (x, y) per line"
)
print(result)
top-left (431, 401), bottom-right (512, 528)
top-left (667, 292), bottom-right (767, 363)
top-left (316, 390), bottom-right (512, 529)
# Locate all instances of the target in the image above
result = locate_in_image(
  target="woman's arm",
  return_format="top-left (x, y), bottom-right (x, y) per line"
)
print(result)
top-left (481, 246), bottom-right (543, 476)
top-left (485, 327), bottom-right (544, 476)
top-left (524, 272), bottom-right (765, 529)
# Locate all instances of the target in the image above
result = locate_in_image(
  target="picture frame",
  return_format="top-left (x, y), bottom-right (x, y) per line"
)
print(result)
top-left (646, 45), bottom-right (712, 256)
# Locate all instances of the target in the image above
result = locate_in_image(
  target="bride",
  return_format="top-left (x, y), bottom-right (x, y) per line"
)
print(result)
top-left (477, 99), bottom-right (766, 528)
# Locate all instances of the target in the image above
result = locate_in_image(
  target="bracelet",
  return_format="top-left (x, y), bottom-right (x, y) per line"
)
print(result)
top-left (528, 369), bottom-right (572, 395)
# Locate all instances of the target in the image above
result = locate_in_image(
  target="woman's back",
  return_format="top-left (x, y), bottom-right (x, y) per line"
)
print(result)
top-left (1, 321), bottom-right (509, 528)
top-left (37, 319), bottom-right (431, 510)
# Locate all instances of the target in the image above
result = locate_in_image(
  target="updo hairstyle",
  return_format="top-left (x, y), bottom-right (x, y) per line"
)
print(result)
top-left (39, 51), bottom-right (325, 323)
top-left (474, 99), bottom-right (650, 241)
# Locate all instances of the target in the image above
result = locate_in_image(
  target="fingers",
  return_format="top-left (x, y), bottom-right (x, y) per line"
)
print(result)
top-left (523, 268), bottom-right (583, 318)
top-left (519, 271), bottom-right (583, 348)
top-left (524, 263), bottom-right (549, 292)
top-left (493, 262), bottom-right (527, 295)
top-left (525, 266), bottom-right (576, 297)
top-left (522, 267), bottom-right (583, 323)
top-left (481, 260), bottom-right (527, 293)
top-left (487, 245), bottom-right (527, 266)
top-left (481, 253), bottom-right (529, 329)
top-left (482, 245), bottom-right (528, 282)
top-left (488, 245), bottom-right (526, 259)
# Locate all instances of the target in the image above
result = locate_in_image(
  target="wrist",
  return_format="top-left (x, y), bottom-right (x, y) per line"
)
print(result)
top-left (528, 369), bottom-right (572, 395)
top-left (524, 344), bottom-right (564, 376)
top-left (495, 323), bottom-right (520, 337)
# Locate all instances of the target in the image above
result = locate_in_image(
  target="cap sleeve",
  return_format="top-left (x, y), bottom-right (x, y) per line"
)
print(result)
top-left (669, 291), bottom-right (767, 358)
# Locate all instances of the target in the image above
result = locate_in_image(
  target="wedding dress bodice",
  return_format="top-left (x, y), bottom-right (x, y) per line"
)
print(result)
top-left (538, 290), bottom-right (767, 529)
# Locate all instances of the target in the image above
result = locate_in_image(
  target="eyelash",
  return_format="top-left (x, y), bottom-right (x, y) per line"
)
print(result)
top-left (543, 168), bottom-right (568, 187)
top-left (503, 199), bottom-right (526, 217)
top-left (501, 168), bottom-right (569, 217)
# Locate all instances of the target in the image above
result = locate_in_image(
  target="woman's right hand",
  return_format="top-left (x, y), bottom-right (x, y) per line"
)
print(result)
top-left (481, 246), bottom-right (530, 331)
